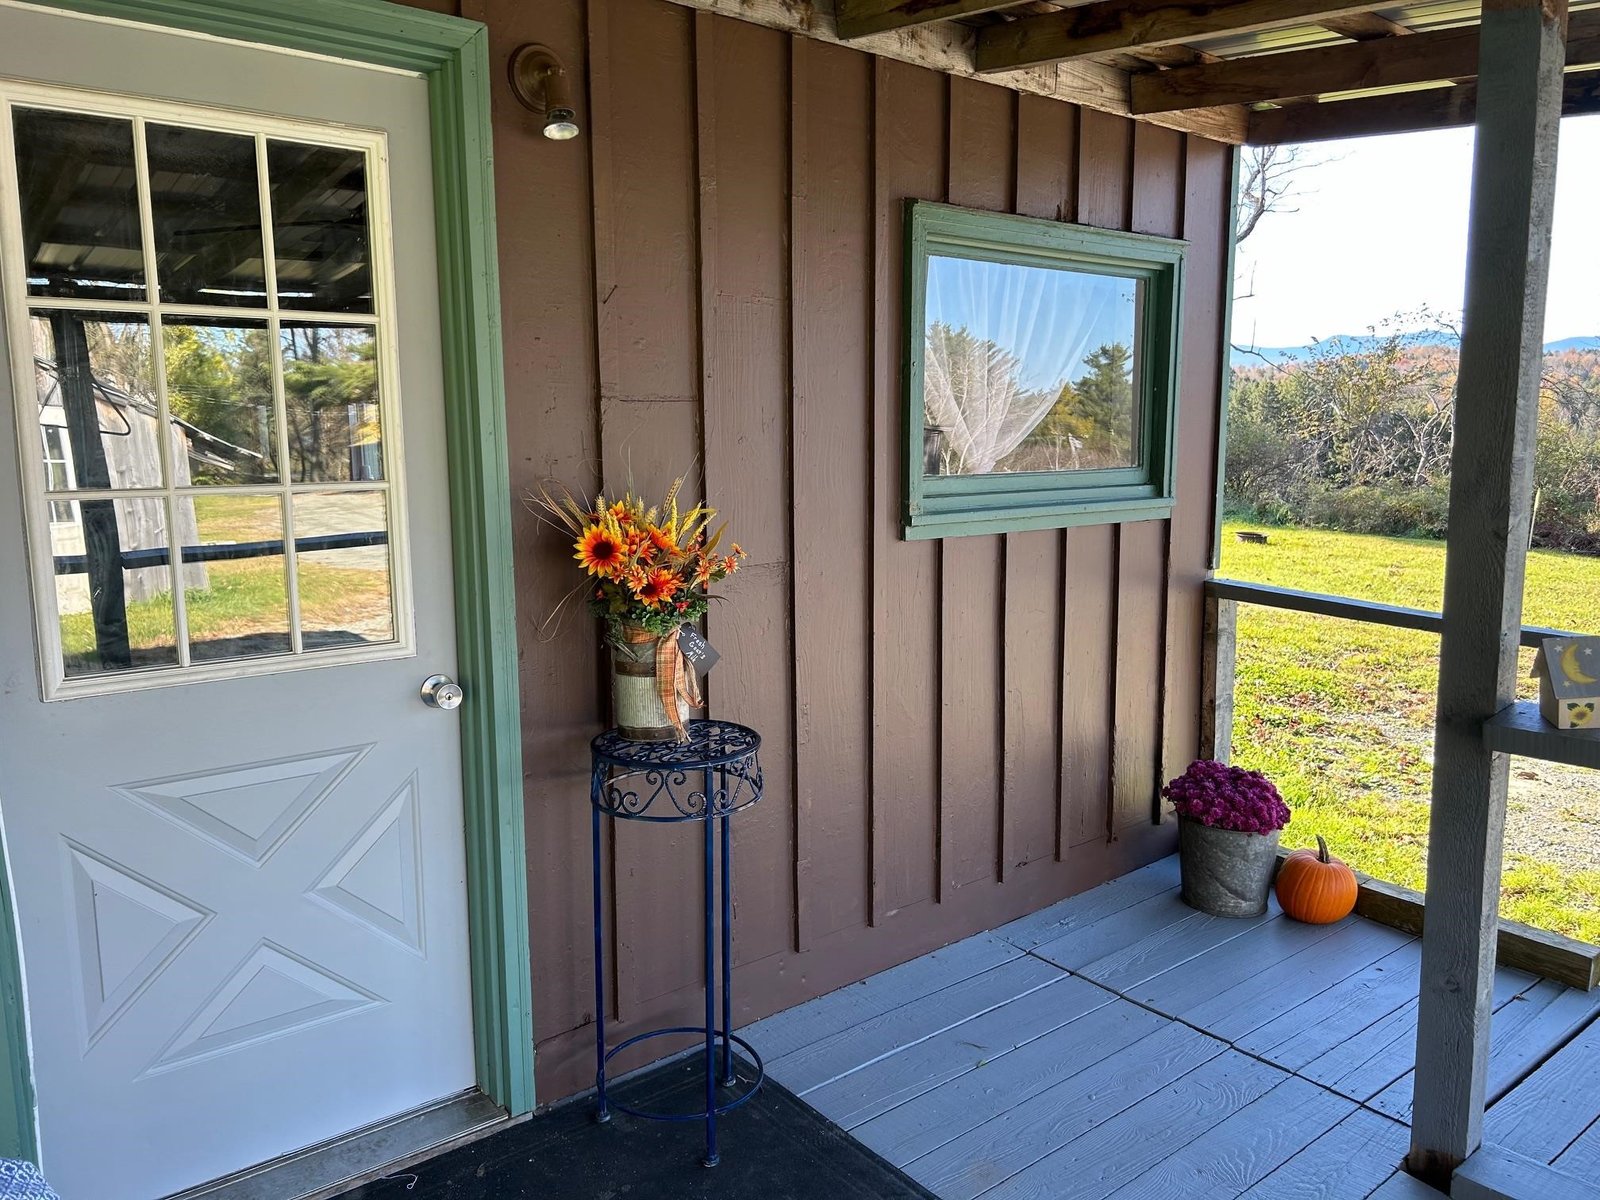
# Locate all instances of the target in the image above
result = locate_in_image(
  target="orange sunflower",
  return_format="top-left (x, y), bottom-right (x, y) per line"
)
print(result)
top-left (631, 567), bottom-right (682, 608)
top-left (574, 525), bottom-right (627, 578)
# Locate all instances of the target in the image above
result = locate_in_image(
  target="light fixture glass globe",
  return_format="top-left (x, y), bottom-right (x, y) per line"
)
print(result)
top-left (543, 108), bottom-right (580, 140)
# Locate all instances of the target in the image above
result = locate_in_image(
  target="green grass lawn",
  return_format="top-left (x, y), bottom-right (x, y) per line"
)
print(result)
top-left (1219, 520), bottom-right (1600, 944)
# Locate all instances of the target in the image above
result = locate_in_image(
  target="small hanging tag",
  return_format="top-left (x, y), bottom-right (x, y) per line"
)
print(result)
top-left (677, 624), bottom-right (720, 673)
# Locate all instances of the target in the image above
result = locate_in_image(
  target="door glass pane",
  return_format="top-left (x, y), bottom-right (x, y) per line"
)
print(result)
top-left (267, 140), bottom-right (372, 313)
top-left (55, 497), bottom-right (178, 677)
top-left (293, 491), bottom-right (393, 650)
top-left (181, 494), bottom-right (291, 663)
top-left (31, 311), bottom-right (162, 490)
top-left (163, 319), bottom-right (277, 485)
top-left (922, 255), bottom-right (1142, 476)
top-left (13, 107), bottom-right (145, 301)
top-left (281, 323), bottom-right (382, 483)
top-left (146, 123), bottom-right (267, 306)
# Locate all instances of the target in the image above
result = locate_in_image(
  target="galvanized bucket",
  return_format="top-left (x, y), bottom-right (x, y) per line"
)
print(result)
top-left (610, 626), bottom-right (690, 742)
top-left (1178, 817), bottom-right (1281, 918)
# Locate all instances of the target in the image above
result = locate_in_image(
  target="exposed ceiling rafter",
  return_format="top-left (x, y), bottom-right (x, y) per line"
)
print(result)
top-left (1249, 67), bottom-right (1600, 142)
top-left (974, 0), bottom-right (1390, 72)
top-left (1131, 9), bottom-right (1600, 114)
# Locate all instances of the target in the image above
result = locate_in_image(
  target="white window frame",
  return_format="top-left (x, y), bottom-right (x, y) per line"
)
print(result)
top-left (0, 79), bottom-right (415, 701)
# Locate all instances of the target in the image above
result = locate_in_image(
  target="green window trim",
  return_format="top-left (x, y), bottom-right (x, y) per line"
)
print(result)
top-left (903, 200), bottom-right (1187, 540)
top-left (0, 0), bottom-right (534, 1160)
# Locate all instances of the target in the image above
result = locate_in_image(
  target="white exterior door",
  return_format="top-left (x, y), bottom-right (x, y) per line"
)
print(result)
top-left (0, 7), bottom-right (478, 1198)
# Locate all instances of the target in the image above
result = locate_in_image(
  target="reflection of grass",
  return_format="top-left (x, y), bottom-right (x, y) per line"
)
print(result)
top-left (61, 561), bottom-right (390, 656)
top-left (1219, 520), bottom-right (1600, 944)
top-left (189, 493), bottom-right (283, 541)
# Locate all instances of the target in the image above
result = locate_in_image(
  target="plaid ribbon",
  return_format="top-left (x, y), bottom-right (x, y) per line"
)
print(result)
top-left (655, 627), bottom-right (704, 741)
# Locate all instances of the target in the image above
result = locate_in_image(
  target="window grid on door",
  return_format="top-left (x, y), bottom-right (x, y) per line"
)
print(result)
top-left (0, 83), bottom-right (413, 699)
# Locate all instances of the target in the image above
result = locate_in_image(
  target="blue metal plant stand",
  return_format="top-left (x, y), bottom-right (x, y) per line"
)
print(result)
top-left (589, 719), bottom-right (765, 1167)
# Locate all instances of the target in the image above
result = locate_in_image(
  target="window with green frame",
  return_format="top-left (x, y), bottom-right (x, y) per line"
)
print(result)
top-left (903, 201), bottom-right (1186, 539)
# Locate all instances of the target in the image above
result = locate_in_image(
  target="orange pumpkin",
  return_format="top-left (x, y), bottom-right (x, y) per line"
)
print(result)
top-left (1276, 836), bottom-right (1359, 924)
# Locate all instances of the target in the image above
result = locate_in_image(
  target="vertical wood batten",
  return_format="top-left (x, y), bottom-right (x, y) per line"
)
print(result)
top-left (1166, 136), bottom-right (1231, 786)
top-left (596, 0), bottom-right (705, 1016)
top-left (791, 37), bottom-right (874, 946)
top-left (1409, 0), bottom-right (1568, 1180)
top-left (871, 58), bottom-right (945, 918)
top-left (699, 15), bottom-right (796, 969)
top-left (1074, 108), bottom-right (1133, 843)
top-left (1010, 93), bottom-right (1073, 871)
top-left (1117, 122), bottom-right (1185, 826)
top-left (493, 0), bottom-right (601, 1067)
top-left (941, 76), bottom-right (1011, 893)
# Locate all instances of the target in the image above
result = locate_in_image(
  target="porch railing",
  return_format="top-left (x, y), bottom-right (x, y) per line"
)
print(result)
top-left (1201, 577), bottom-right (1598, 771)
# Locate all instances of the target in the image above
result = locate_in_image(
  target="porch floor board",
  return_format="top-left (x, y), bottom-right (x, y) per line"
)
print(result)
top-left (742, 855), bottom-right (1600, 1200)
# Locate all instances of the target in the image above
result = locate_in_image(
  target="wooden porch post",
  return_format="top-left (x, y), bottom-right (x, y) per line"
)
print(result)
top-left (1408, 0), bottom-right (1567, 1182)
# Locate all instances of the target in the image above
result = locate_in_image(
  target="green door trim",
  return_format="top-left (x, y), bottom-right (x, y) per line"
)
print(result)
top-left (0, 0), bottom-right (535, 1158)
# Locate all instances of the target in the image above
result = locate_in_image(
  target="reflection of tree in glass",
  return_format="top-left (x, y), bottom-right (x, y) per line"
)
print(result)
top-left (282, 326), bottom-right (379, 483)
top-left (1000, 342), bottom-right (1136, 472)
top-left (924, 321), bottom-right (1057, 475)
top-left (163, 325), bottom-right (274, 483)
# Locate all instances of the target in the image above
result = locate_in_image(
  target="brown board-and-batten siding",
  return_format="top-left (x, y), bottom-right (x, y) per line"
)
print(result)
top-left (413, 0), bottom-right (1234, 1104)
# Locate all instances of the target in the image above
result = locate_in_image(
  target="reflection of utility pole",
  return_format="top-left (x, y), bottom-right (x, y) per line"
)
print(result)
top-left (50, 311), bottom-right (130, 668)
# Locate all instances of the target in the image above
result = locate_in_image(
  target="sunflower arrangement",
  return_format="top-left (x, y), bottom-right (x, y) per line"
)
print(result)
top-left (533, 476), bottom-right (746, 642)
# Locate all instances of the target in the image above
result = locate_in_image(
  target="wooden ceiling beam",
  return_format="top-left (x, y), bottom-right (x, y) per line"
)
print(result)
top-left (975, 0), bottom-right (1389, 72)
top-left (1316, 10), bottom-right (1410, 39)
top-left (835, 0), bottom-right (1034, 41)
top-left (651, 0), bottom-right (1250, 142)
top-left (1249, 69), bottom-right (1600, 142)
top-left (1132, 9), bottom-right (1600, 114)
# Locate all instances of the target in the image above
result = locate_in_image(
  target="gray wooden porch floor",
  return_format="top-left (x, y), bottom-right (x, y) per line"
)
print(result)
top-left (741, 856), bottom-right (1600, 1200)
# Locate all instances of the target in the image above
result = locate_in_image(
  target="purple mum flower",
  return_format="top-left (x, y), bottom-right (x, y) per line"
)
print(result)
top-left (1162, 759), bottom-right (1289, 834)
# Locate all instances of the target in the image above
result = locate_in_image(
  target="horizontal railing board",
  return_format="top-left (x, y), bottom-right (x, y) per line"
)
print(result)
top-left (1204, 577), bottom-right (1581, 648)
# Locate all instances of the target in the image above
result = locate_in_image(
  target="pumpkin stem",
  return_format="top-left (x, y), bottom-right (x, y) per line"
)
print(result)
top-left (1316, 834), bottom-right (1330, 864)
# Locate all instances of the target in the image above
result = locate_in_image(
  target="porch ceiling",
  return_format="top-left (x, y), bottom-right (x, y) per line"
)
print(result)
top-left (663, 0), bottom-right (1600, 144)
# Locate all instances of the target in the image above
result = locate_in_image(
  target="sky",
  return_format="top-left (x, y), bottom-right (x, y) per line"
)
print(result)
top-left (1232, 114), bottom-right (1600, 351)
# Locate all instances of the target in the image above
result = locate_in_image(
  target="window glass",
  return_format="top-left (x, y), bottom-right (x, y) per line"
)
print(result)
top-left (923, 255), bottom-right (1141, 477)
top-left (56, 497), bottom-right (178, 677)
top-left (267, 140), bottom-right (372, 313)
top-left (146, 123), bottom-right (267, 306)
top-left (31, 311), bottom-right (162, 490)
top-left (904, 203), bottom-right (1183, 540)
top-left (181, 494), bottom-right (291, 663)
top-left (163, 319), bottom-right (277, 485)
top-left (293, 491), bottom-right (394, 650)
top-left (8, 99), bottom-right (403, 691)
top-left (13, 108), bottom-right (145, 301)
top-left (281, 323), bottom-right (383, 483)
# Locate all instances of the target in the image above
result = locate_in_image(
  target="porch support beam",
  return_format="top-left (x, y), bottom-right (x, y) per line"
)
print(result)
top-left (1130, 8), bottom-right (1598, 113)
top-left (974, 0), bottom-right (1384, 72)
top-left (1408, 0), bottom-right (1567, 1186)
top-left (1248, 68), bottom-right (1600, 143)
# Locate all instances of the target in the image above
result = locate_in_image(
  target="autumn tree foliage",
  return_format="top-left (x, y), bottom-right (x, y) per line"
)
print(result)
top-left (1226, 314), bottom-right (1600, 551)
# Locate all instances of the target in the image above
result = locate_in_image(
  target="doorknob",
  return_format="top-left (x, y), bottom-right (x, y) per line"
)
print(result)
top-left (421, 674), bottom-right (465, 710)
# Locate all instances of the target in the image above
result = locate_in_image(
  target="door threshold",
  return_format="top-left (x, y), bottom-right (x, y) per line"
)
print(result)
top-left (166, 1090), bottom-right (511, 1200)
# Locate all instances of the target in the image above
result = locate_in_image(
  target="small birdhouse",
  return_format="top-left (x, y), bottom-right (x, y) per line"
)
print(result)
top-left (1531, 635), bottom-right (1600, 731)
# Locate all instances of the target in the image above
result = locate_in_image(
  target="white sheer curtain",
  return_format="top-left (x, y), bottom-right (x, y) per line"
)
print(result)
top-left (922, 255), bottom-right (1136, 475)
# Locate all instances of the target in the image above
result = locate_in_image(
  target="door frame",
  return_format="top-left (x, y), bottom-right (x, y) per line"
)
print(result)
top-left (0, 0), bottom-right (533, 1160)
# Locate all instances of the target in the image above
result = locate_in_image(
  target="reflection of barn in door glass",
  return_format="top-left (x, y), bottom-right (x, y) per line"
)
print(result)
top-left (9, 97), bottom-right (406, 692)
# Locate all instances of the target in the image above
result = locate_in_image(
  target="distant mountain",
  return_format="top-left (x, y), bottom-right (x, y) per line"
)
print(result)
top-left (1233, 332), bottom-right (1600, 367)
top-left (1544, 336), bottom-right (1600, 354)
